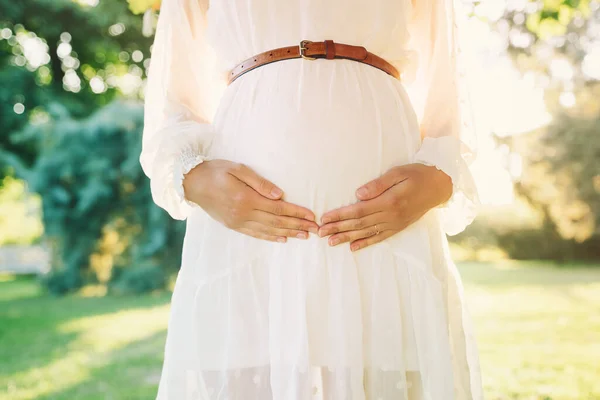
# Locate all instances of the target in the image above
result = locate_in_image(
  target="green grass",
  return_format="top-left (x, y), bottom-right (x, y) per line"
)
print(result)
top-left (0, 275), bottom-right (171, 400)
top-left (1, 261), bottom-right (599, 400)
top-left (460, 260), bottom-right (600, 400)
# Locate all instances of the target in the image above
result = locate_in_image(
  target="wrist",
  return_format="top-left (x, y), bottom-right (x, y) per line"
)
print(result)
top-left (182, 159), bottom-right (209, 203)
top-left (423, 164), bottom-right (453, 207)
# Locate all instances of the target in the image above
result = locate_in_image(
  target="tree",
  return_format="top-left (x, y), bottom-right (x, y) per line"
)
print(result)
top-left (0, 0), bottom-right (152, 177)
top-left (22, 101), bottom-right (184, 294)
top-left (1, 0), bottom-right (183, 293)
top-left (465, 0), bottom-right (600, 260)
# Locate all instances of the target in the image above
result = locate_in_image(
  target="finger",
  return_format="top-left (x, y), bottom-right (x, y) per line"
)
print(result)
top-left (327, 223), bottom-right (390, 246)
top-left (356, 166), bottom-right (409, 200)
top-left (237, 227), bottom-right (287, 243)
top-left (258, 197), bottom-right (316, 222)
top-left (350, 229), bottom-right (396, 251)
top-left (245, 221), bottom-right (312, 240)
top-left (318, 212), bottom-right (385, 237)
top-left (250, 210), bottom-right (319, 234)
top-left (227, 163), bottom-right (284, 200)
top-left (320, 200), bottom-right (378, 225)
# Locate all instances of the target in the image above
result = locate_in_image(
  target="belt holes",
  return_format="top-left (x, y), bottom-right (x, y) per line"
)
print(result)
top-left (254, 59), bottom-right (257, 62)
top-left (287, 50), bottom-right (290, 53)
top-left (241, 65), bottom-right (244, 68)
top-left (269, 53), bottom-right (273, 56)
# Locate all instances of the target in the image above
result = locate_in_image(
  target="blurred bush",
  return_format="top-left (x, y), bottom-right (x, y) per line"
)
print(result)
top-left (0, 0), bottom-right (184, 294)
top-left (111, 262), bottom-right (168, 294)
top-left (19, 101), bottom-right (184, 295)
top-left (456, 0), bottom-right (600, 262)
top-left (0, 0), bottom-right (152, 179)
top-left (455, 111), bottom-right (600, 263)
top-left (503, 111), bottom-right (600, 261)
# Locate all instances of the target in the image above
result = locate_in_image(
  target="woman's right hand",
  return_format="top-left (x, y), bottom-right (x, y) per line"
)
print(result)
top-left (183, 159), bottom-right (319, 243)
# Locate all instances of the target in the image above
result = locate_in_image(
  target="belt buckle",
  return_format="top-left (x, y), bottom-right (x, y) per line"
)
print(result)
top-left (299, 40), bottom-right (316, 60)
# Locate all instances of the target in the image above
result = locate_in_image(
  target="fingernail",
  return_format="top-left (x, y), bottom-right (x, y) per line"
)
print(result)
top-left (351, 244), bottom-right (359, 251)
top-left (357, 187), bottom-right (368, 198)
top-left (308, 226), bottom-right (318, 234)
top-left (329, 237), bottom-right (339, 246)
top-left (271, 187), bottom-right (283, 197)
top-left (297, 232), bottom-right (308, 239)
top-left (277, 237), bottom-right (286, 243)
top-left (321, 216), bottom-right (331, 224)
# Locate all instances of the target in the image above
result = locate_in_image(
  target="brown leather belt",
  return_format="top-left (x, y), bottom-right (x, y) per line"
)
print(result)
top-left (227, 40), bottom-right (400, 85)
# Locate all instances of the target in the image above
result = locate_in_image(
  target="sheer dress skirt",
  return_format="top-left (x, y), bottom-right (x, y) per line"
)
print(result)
top-left (155, 59), bottom-right (480, 400)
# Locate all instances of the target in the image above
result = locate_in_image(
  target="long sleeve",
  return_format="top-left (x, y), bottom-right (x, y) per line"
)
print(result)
top-left (140, 0), bottom-right (226, 220)
top-left (403, 0), bottom-right (480, 235)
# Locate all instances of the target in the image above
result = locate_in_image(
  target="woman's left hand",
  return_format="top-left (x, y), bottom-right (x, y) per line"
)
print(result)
top-left (318, 163), bottom-right (453, 251)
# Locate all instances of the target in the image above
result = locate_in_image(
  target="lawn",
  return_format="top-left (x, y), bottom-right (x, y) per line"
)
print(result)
top-left (1, 261), bottom-right (599, 400)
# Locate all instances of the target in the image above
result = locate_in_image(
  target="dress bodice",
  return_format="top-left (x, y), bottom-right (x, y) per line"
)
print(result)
top-left (140, 0), bottom-right (480, 239)
top-left (204, 0), bottom-right (414, 72)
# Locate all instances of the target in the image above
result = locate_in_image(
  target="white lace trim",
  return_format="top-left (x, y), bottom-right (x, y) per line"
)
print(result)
top-left (174, 149), bottom-right (207, 213)
top-left (142, 108), bottom-right (216, 220)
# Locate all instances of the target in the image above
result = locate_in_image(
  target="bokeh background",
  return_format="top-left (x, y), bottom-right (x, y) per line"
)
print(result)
top-left (1, 0), bottom-right (599, 399)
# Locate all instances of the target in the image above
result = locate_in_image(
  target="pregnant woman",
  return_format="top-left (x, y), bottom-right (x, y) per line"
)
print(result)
top-left (141, 0), bottom-right (482, 398)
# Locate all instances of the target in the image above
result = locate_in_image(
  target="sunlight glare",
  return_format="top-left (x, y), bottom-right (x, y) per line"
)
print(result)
top-left (11, 305), bottom-right (168, 399)
top-left (582, 47), bottom-right (600, 80)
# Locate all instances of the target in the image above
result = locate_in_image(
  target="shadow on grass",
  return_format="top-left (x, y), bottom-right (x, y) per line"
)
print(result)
top-left (0, 275), bottom-right (170, 395)
top-left (34, 330), bottom-right (166, 400)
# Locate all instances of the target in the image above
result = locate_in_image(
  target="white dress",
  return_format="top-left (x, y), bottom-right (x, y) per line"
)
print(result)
top-left (140, 0), bottom-right (483, 399)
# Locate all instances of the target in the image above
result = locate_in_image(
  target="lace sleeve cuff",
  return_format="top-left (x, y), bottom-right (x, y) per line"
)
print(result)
top-left (144, 118), bottom-right (215, 221)
top-left (413, 136), bottom-right (480, 235)
top-left (173, 148), bottom-right (207, 215)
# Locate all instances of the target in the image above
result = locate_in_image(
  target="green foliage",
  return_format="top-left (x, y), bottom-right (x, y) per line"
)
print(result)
top-left (483, 0), bottom-right (600, 261)
top-left (127, 0), bottom-right (160, 15)
top-left (0, 176), bottom-right (43, 245)
top-left (541, 113), bottom-right (600, 232)
top-left (22, 101), bottom-right (184, 294)
top-left (495, 227), bottom-right (600, 261)
top-left (456, 170), bottom-right (600, 262)
top-left (506, 113), bottom-right (600, 260)
top-left (42, 268), bottom-right (83, 295)
top-left (111, 263), bottom-right (168, 294)
top-left (0, 0), bottom-right (152, 180)
top-left (1, 0), bottom-right (181, 293)
top-left (525, 0), bottom-right (591, 40)
top-left (498, 0), bottom-right (598, 84)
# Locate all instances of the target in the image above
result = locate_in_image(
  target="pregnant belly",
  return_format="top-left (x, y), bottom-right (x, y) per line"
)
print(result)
top-left (209, 59), bottom-right (421, 218)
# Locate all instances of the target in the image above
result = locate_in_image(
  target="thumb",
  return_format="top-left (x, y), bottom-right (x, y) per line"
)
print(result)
top-left (356, 166), bottom-right (407, 200)
top-left (228, 163), bottom-right (283, 199)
